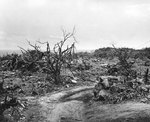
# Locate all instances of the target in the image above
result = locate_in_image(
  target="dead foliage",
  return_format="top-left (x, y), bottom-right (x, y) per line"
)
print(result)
top-left (0, 73), bottom-right (25, 121)
top-left (17, 29), bottom-right (76, 85)
top-left (106, 46), bottom-right (137, 80)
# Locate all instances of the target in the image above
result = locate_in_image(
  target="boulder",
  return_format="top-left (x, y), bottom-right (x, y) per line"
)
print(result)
top-left (97, 89), bottom-right (110, 101)
top-left (102, 78), bottom-right (110, 89)
top-left (140, 98), bottom-right (148, 103)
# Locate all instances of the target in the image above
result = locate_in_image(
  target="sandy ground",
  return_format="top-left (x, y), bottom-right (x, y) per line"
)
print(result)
top-left (37, 86), bottom-right (150, 122)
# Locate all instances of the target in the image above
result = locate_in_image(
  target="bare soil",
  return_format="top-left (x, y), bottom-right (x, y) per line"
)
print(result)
top-left (35, 85), bottom-right (150, 122)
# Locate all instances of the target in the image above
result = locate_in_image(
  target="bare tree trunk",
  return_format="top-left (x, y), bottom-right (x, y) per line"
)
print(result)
top-left (54, 71), bottom-right (61, 85)
top-left (144, 68), bottom-right (149, 84)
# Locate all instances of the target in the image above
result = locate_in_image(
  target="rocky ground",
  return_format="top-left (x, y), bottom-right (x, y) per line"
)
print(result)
top-left (1, 56), bottom-right (150, 122)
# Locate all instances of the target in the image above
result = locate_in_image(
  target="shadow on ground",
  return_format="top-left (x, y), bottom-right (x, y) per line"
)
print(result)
top-left (37, 86), bottom-right (150, 122)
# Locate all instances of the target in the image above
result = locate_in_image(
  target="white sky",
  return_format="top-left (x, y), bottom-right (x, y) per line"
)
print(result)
top-left (0, 0), bottom-right (150, 50)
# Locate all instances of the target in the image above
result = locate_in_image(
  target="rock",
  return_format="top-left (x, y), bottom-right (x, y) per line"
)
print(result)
top-left (140, 98), bottom-right (148, 103)
top-left (98, 89), bottom-right (107, 96)
top-left (73, 77), bottom-right (78, 80)
top-left (71, 79), bottom-right (77, 84)
top-left (141, 86), bottom-right (148, 92)
top-left (100, 63), bottom-right (108, 68)
top-left (93, 83), bottom-right (103, 98)
top-left (147, 94), bottom-right (150, 99)
top-left (102, 78), bottom-right (110, 89)
top-left (96, 77), bottom-right (111, 90)
top-left (97, 89), bottom-right (110, 101)
top-left (136, 78), bottom-right (144, 84)
top-left (94, 81), bottom-right (103, 91)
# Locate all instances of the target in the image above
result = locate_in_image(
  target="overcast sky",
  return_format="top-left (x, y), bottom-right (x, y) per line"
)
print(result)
top-left (0, 0), bottom-right (150, 50)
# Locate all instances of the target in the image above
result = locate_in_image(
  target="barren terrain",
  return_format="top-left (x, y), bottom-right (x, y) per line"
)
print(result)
top-left (1, 47), bottom-right (150, 122)
top-left (24, 85), bottom-right (150, 122)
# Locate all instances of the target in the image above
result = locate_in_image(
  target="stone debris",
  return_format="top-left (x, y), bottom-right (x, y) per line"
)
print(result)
top-left (93, 76), bottom-right (150, 104)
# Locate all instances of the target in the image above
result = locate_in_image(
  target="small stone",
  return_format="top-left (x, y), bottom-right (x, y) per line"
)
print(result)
top-left (141, 86), bottom-right (148, 92)
top-left (140, 98), bottom-right (148, 103)
top-left (71, 79), bottom-right (77, 84)
top-left (147, 94), bottom-right (150, 99)
top-left (102, 78), bottom-right (110, 89)
top-left (98, 89), bottom-right (109, 101)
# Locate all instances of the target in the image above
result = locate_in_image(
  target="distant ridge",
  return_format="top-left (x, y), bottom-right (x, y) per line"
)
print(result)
top-left (0, 49), bottom-right (94, 56)
top-left (0, 50), bottom-right (21, 56)
top-left (76, 49), bottom-right (95, 53)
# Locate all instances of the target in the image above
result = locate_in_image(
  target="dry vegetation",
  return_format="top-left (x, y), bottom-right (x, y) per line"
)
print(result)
top-left (1, 31), bottom-right (150, 122)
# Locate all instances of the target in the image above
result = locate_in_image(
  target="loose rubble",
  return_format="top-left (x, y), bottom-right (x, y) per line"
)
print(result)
top-left (93, 76), bottom-right (150, 104)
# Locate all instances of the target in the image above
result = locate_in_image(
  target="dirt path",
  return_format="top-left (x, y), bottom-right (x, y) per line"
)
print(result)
top-left (38, 86), bottom-right (94, 122)
top-left (37, 85), bottom-right (150, 122)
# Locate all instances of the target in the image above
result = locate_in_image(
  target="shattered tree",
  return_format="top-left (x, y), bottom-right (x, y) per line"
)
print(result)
top-left (20, 29), bottom-right (76, 85)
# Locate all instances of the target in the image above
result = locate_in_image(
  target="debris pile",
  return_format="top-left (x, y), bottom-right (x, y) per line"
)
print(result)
top-left (93, 76), bottom-right (150, 104)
